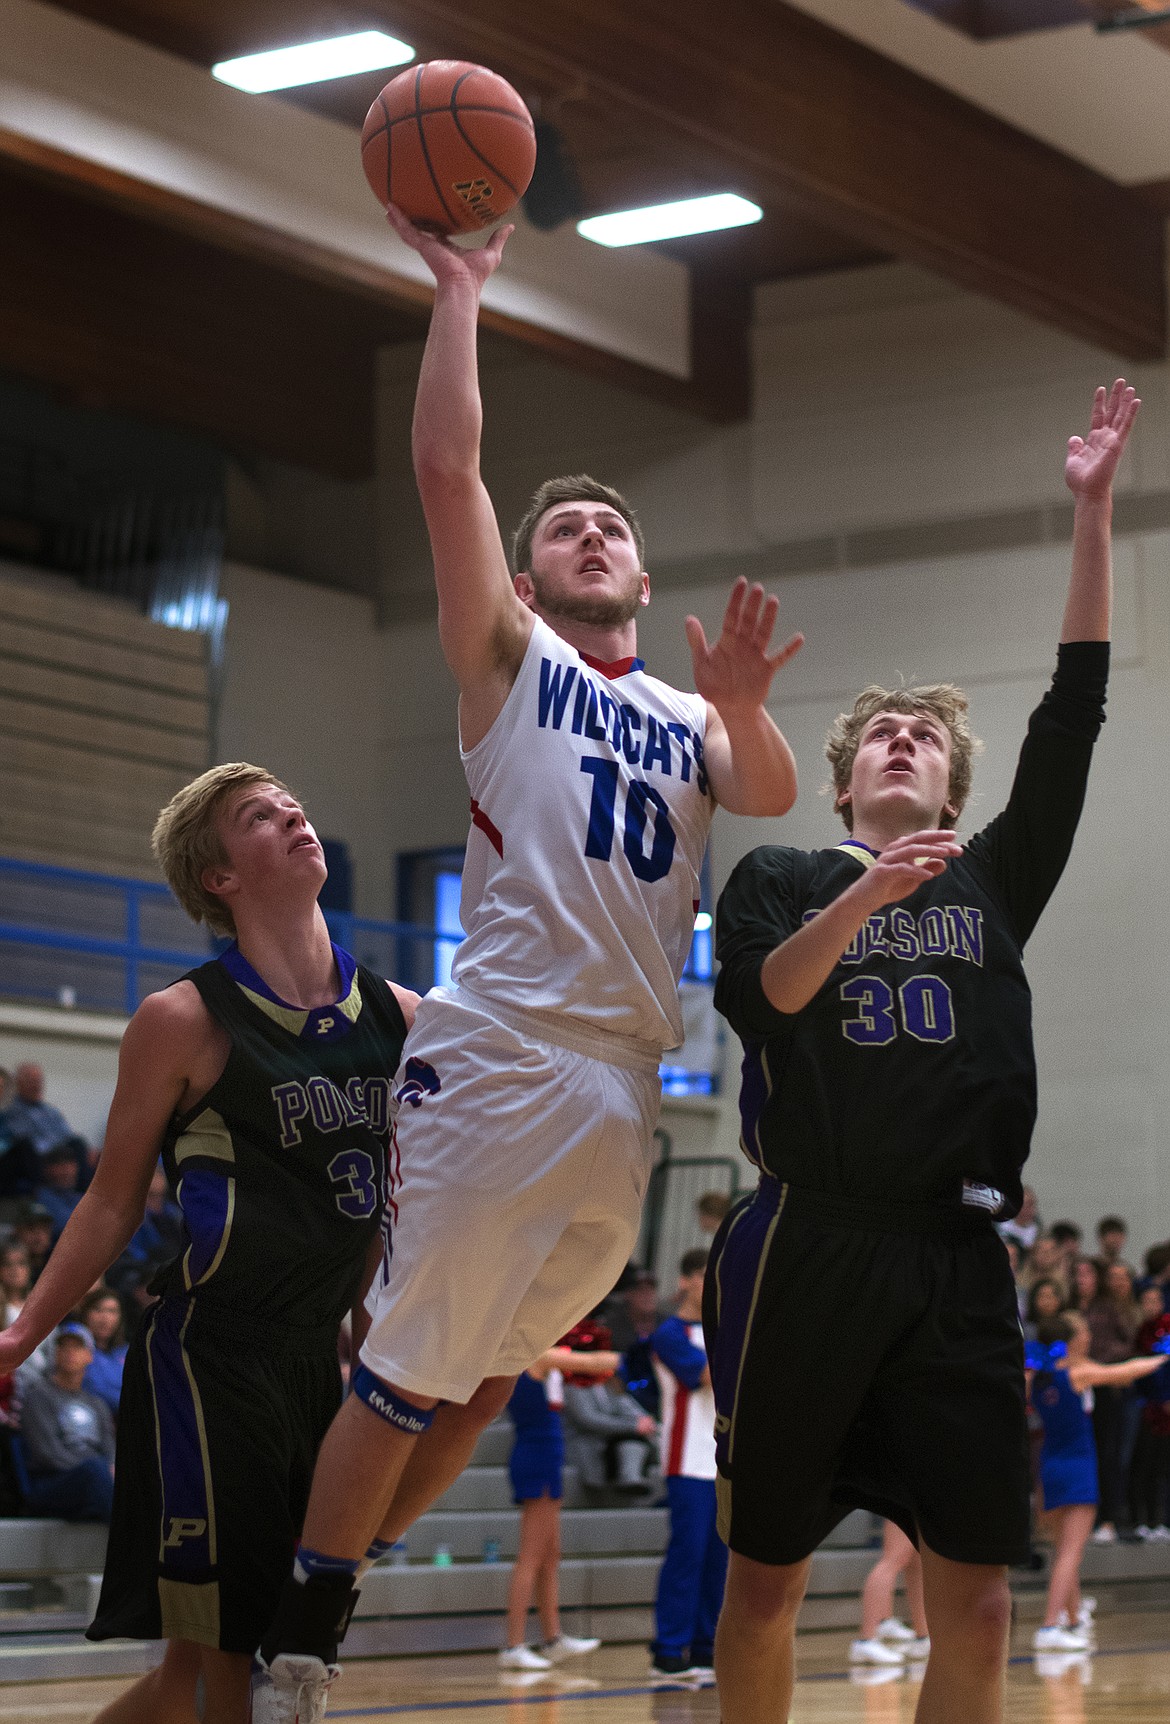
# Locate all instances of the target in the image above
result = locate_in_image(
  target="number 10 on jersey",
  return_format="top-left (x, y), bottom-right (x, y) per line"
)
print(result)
top-left (581, 757), bottom-right (677, 883)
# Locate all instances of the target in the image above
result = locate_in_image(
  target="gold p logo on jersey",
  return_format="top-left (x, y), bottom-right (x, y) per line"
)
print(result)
top-left (163, 1516), bottom-right (207, 1548)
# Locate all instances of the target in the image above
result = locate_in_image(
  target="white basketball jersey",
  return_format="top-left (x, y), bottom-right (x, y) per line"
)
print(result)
top-left (453, 616), bottom-right (714, 1051)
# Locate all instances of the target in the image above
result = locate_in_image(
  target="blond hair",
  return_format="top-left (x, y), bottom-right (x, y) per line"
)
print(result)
top-left (152, 763), bottom-right (295, 937)
top-left (825, 685), bottom-right (979, 832)
top-left (512, 474), bottom-right (644, 574)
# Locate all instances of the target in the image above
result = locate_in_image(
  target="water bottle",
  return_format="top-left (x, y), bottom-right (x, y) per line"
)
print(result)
top-left (433, 1544), bottom-right (453, 1567)
top-left (482, 1538), bottom-right (501, 1564)
top-left (389, 1540), bottom-right (409, 1568)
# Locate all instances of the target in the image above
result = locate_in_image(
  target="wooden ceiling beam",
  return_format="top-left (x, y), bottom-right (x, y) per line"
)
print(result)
top-left (0, 126), bottom-right (752, 458)
top-left (364, 0), bottom-right (1166, 358)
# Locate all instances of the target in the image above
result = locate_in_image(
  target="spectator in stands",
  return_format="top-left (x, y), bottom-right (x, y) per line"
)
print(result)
top-left (999, 1184), bottom-right (1041, 1254)
top-left (1068, 1256), bottom-right (1100, 1318)
top-left (1139, 1243), bottom-right (1170, 1299)
top-left (1020, 1234), bottom-right (1068, 1305)
top-left (0, 1069), bottom-right (37, 1201)
top-left (695, 1192), bottom-right (732, 1239)
top-left (1096, 1215), bottom-right (1129, 1271)
top-left (0, 1243), bottom-right (53, 1382)
top-left (78, 1290), bottom-right (128, 1419)
top-left (1050, 1221), bottom-right (1084, 1279)
top-left (648, 1249), bottom-right (727, 1683)
top-left (607, 1269), bottom-right (663, 1354)
top-left (1130, 1284), bottom-right (1170, 1541)
top-left (13, 1204), bottom-right (54, 1285)
top-left (562, 1320), bottom-right (658, 1499)
top-left (1025, 1278), bottom-right (1065, 1340)
top-left (34, 1145), bottom-right (84, 1242)
top-left (105, 1167), bottom-right (183, 1307)
top-left (19, 1323), bottom-right (115, 1521)
top-left (0, 1244), bottom-right (31, 1329)
top-left (1088, 1260), bottom-right (1142, 1543)
top-left (3, 1066), bottom-right (88, 1186)
top-left (607, 1268), bottom-right (664, 1419)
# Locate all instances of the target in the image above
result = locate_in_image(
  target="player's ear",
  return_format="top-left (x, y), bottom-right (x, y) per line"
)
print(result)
top-left (201, 863), bottom-right (237, 907)
top-left (639, 571), bottom-right (650, 607)
top-left (514, 572), bottom-right (536, 609)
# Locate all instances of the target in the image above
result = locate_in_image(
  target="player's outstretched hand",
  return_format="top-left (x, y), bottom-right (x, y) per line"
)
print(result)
top-left (860, 830), bottom-right (963, 909)
top-left (1065, 378), bottom-right (1140, 501)
top-left (685, 577), bottom-right (803, 717)
top-left (384, 201), bottom-right (512, 292)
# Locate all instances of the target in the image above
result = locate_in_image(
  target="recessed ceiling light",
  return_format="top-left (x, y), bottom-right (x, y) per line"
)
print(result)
top-left (212, 30), bottom-right (415, 94)
top-left (577, 193), bottom-right (763, 248)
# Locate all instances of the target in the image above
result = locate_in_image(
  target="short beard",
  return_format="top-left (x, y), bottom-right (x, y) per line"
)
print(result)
top-left (528, 574), bottom-right (642, 630)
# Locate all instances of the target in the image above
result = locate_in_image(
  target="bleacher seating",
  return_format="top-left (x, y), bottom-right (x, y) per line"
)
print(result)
top-left (2, 1416), bottom-right (1167, 1682)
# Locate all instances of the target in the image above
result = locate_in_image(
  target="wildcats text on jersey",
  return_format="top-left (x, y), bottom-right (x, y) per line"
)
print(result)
top-left (537, 657), bottom-right (708, 792)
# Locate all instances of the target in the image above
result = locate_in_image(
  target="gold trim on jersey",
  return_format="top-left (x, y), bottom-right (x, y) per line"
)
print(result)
top-left (158, 1578), bottom-right (220, 1647)
top-left (836, 840), bottom-right (876, 869)
top-left (172, 1107), bottom-right (235, 1168)
top-left (178, 1300), bottom-right (219, 1568)
top-left (237, 966), bottom-right (363, 1036)
top-left (143, 1305), bottom-right (166, 1560)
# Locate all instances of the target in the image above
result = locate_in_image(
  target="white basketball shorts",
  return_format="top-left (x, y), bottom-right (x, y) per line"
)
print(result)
top-left (360, 986), bottom-right (662, 1404)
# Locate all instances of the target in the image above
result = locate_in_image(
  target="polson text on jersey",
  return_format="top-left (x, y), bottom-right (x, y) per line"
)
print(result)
top-left (537, 659), bottom-right (708, 793)
top-left (802, 904), bottom-right (985, 968)
top-left (273, 1075), bottom-right (394, 1149)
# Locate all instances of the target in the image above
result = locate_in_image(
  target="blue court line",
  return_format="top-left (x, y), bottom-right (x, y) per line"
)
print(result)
top-left (329, 1637), bottom-right (1170, 1716)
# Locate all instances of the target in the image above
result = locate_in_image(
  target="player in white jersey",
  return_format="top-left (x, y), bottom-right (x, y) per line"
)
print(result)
top-left (255, 210), bottom-right (802, 1718)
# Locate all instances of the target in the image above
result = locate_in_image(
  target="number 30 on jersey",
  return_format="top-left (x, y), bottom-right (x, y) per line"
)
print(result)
top-left (840, 974), bottom-right (955, 1045)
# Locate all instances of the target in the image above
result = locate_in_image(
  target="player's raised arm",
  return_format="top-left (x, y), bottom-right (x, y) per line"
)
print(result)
top-left (1061, 378), bottom-right (1140, 643)
top-left (385, 206), bottom-right (534, 733)
top-left (686, 577), bottom-right (803, 815)
top-left (757, 831), bottom-right (961, 1014)
top-left (0, 987), bottom-right (197, 1373)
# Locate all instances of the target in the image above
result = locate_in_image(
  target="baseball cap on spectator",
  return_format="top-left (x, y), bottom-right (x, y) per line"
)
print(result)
top-left (55, 1322), bottom-right (93, 1348)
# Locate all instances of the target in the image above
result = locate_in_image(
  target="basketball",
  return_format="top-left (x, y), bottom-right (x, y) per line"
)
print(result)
top-left (361, 61), bottom-right (537, 235)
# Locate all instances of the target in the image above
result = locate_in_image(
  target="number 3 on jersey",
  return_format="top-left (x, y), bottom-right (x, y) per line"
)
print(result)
top-left (328, 1147), bottom-right (379, 1218)
top-left (840, 974), bottom-right (955, 1045)
top-left (581, 757), bottom-right (676, 883)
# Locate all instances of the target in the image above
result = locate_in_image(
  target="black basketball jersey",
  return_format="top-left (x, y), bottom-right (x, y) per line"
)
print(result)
top-left (715, 642), bottom-right (1108, 1219)
top-left (154, 944), bottom-right (407, 1334)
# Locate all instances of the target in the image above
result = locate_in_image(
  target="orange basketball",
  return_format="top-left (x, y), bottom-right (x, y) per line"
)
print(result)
top-left (361, 61), bottom-right (536, 235)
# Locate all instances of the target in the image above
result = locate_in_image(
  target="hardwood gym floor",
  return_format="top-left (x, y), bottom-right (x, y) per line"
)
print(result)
top-left (0, 1610), bottom-right (1167, 1721)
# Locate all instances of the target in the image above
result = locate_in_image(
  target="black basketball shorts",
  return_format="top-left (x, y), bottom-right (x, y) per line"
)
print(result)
top-left (703, 1178), bottom-right (1031, 1568)
top-left (88, 1296), bottom-right (342, 1655)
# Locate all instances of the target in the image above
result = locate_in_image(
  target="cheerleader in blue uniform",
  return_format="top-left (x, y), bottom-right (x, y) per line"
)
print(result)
top-left (1028, 1313), bottom-right (1165, 1651)
top-left (500, 1331), bottom-right (618, 1671)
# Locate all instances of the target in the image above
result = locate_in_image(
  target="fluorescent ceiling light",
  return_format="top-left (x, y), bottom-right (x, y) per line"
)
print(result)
top-left (212, 31), bottom-right (414, 94)
top-left (577, 193), bottom-right (763, 248)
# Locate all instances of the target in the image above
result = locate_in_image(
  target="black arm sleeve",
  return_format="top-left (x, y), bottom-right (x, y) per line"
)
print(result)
top-left (714, 847), bottom-right (807, 1041)
top-left (964, 641), bottom-right (1109, 946)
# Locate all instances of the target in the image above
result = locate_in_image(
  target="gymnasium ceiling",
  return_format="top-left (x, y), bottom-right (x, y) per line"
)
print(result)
top-left (4, 0), bottom-right (1170, 475)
